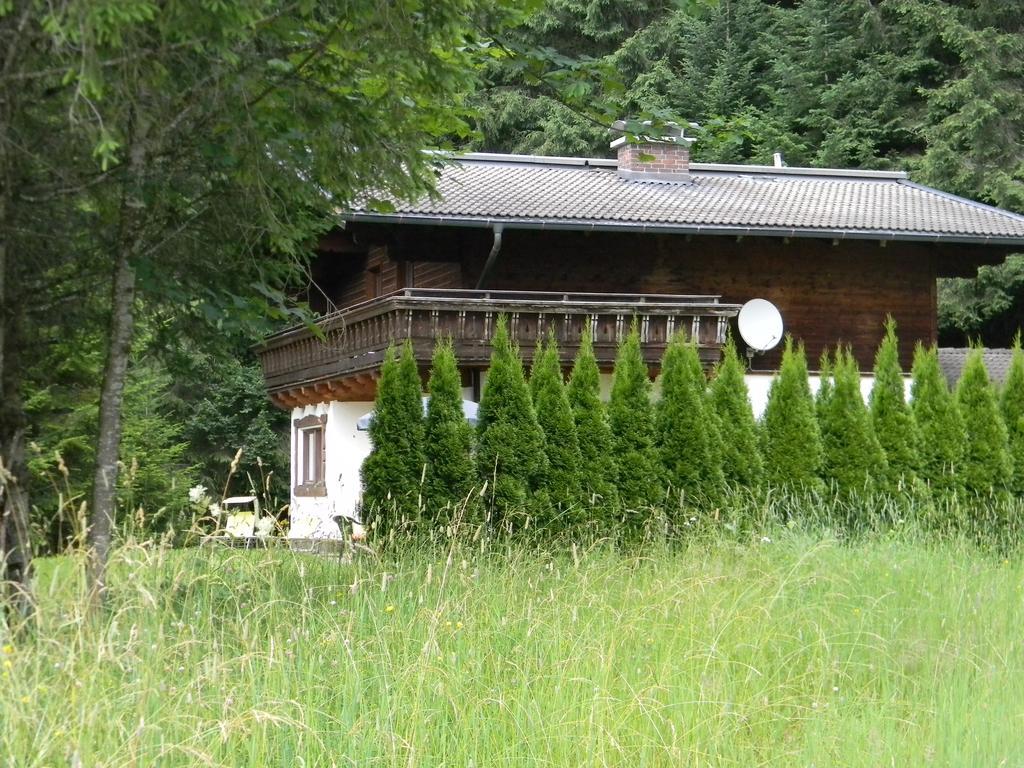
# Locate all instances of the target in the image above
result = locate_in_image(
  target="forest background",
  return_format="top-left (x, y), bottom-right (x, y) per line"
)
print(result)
top-left (7, 0), bottom-right (1024, 555)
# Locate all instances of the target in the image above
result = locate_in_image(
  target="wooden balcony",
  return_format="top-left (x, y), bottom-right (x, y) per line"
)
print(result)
top-left (257, 288), bottom-right (742, 408)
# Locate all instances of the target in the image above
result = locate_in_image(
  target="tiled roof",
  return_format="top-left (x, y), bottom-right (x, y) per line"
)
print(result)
top-left (937, 348), bottom-right (1016, 388)
top-left (346, 154), bottom-right (1024, 245)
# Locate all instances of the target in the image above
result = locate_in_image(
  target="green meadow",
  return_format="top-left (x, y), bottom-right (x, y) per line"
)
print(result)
top-left (3, 526), bottom-right (1023, 767)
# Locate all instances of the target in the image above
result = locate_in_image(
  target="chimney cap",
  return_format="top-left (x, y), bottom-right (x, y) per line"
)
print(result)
top-left (610, 119), bottom-right (699, 150)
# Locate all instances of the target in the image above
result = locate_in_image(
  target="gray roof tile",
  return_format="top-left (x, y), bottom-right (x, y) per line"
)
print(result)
top-left (937, 348), bottom-right (1016, 388)
top-left (347, 154), bottom-right (1024, 245)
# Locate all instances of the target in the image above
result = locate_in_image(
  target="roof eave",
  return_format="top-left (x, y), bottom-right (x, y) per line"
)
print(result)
top-left (342, 211), bottom-right (1024, 248)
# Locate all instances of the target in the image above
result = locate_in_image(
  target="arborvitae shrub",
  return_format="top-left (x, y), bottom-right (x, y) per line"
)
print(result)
top-left (566, 325), bottom-right (619, 525)
top-left (607, 322), bottom-right (661, 529)
top-left (476, 316), bottom-right (548, 529)
top-left (818, 348), bottom-right (887, 495)
top-left (424, 338), bottom-right (476, 523)
top-left (655, 332), bottom-right (723, 506)
top-left (529, 332), bottom-right (583, 522)
top-left (709, 337), bottom-right (762, 487)
top-left (956, 348), bottom-right (1011, 496)
top-left (910, 344), bottom-right (965, 496)
top-left (361, 341), bottom-right (425, 534)
top-left (815, 349), bottom-right (834, 424)
top-left (760, 337), bottom-right (823, 492)
top-left (1000, 337), bottom-right (1024, 495)
top-left (869, 318), bottom-right (919, 490)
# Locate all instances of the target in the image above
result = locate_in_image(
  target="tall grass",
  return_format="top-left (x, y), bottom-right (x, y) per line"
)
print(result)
top-left (2, 523), bottom-right (1022, 766)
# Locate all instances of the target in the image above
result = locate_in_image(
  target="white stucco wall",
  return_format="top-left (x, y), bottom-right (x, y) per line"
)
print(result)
top-left (745, 373), bottom-right (913, 420)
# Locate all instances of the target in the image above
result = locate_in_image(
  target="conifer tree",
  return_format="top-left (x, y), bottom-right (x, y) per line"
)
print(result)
top-left (607, 322), bottom-right (661, 526)
top-left (476, 316), bottom-right (548, 528)
top-left (910, 344), bottom-right (965, 496)
top-left (709, 337), bottom-right (763, 488)
top-left (1000, 336), bottom-right (1024, 495)
top-left (529, 332), bottom-right (583, 520)
top-left (760, 337), bottom-right (823, 491)
top-left (869, 318), bottom-right (919, 490)
top-left (819, 348), bottom-right (887, 495)
top-left (656, 332), bottom-right (724, 502)
top-left (566, 325), bottom-right (619, 520)
top-left (424, 338), bottom-right (476, 522)
top-left (815, 349), bottom-right (834, 424)
top-left (956, 348), bottom-right (1011, 496)
top-left (361, 341), bottom-right (425, 534)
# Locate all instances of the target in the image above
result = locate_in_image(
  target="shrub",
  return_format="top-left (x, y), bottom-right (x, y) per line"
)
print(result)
top-left (818, 348), bottom-right (887, 496)
top-left (1001, 337), bottom-right (1024, 495)
top-left (565, 325), bottom-right (619, 525)
top-left (869, 318), bottom-right (919, 490)
top-left (607, 322), bottom-right (661, 529)
top-left (361, 341), bottom-right (426, 534)
top-left (476, 316), bottom-right (548, 529)
top-left (655, 332), bottom-right (723, 506)
top-left (910, 344), bottom-right (965, 496)
top-left (956, 347), bottom-right (1011, 497)
top-left (529, 332), bottom-right (583, 522)
top-left (424, 338), bottom-right (476, 523)
top-left (708, 338), bottom-right (762, 488)
top-left (760, 337), bottom-right (823, 492)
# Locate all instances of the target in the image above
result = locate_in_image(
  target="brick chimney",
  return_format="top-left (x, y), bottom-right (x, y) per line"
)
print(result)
top-left (611, 120), bottom-right (697, 182)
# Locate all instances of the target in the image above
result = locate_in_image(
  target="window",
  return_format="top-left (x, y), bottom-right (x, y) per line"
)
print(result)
top-left (294, 414), bottom-right (327, 496)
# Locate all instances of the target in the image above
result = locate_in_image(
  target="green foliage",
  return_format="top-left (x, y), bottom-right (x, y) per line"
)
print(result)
top-left (566, 325), bottom-right (619, 523)
top-left (818, 348), bottom-right (887, 496)
top-left (655, 333), bottom-right (723, 505)
top-left (529, 333), bottom-right (583, 521)
top-left (955, 348), bottom-right (1012, 497)
top-left (476, 317), bottom-right (549, 528)
top-left (910, 345), bottom-right (966, 496)
top-left (709, 337), bottom-right (763, 488)
top-left (761, 338), bottom-right (823, 492)
top-left (424, 339), bottom-right (476, 523)
top-left (361, 343), bottom-right (425, 534)
top-left (607, 323), bottom-right (661, 525)
top-left (1000, 338), bottom-right (1024, 496)
top-left (870, 318), bottom-right (919, 490)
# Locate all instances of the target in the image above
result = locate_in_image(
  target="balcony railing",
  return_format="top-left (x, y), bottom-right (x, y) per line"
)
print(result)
top-left (258, 288), bottom-right (742, 405)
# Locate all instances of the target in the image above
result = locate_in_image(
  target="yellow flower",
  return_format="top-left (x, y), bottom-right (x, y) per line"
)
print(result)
top-left (445, 621), bottom-right (453, 629)
top-left (455, 621), bottom-right (464, 630)
top-left (1, 644), bottom-right (13, 655)
top-left (2, 659), bottom-right (12, 670)
top-left (19, 696), bottom-right (29, 704)
top-left (384, 605), bottom-right (395, 614)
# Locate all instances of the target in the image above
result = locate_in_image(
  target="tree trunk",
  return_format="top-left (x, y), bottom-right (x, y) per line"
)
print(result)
top-left (1, 430), bottom-right (33, 625)
top-left (86, 245), bottom-right (136, 607)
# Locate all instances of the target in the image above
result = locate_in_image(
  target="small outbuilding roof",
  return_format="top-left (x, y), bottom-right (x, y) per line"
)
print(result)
top-left (345, 153), bottom-right (1024, 246)
top-left (937, 347), bottom-right (1016, 388)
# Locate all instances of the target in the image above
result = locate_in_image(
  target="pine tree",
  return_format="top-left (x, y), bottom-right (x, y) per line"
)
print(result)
top-left (529, 332), bottom-right (583, 522)
top-left (566, 325), bottom-right (619, 523)
top-left (607, 322), bottom-right (661, 528)
top-left (760, 337), bottom-right (823, 491)
top-left (361, 341), bottom-right (425, 534)
top-left (910, 344), bottom-right (965, 496)
top-left (1000, 336), bottom-right (1024, 495)
top-left (709, 337), bottom-right (763, 488)
top-left (476, 316), bottom-right (548, 529)
top-left (869, 318), bottom-right (919, 490)
top-left (956, 348), bottom-right (1012, 496)
top-left (424, 338), bottom-right (476, 523)
top-left (655, 332), bottom-right (723, 504)
top-left (819, 348), bottom-right (887, 495)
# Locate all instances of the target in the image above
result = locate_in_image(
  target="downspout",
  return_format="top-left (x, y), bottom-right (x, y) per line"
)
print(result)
top-left (474, 224), bottom-right (504, 289)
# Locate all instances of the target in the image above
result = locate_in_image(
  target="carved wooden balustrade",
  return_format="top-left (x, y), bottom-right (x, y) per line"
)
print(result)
top-left (258, 288), bottom-right (742, 407)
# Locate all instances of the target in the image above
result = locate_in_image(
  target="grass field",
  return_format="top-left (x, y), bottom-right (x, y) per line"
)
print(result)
top-left (2, 529), bottom-right (1023, 766)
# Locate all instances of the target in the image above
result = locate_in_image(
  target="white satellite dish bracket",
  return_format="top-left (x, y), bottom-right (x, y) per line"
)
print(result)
top-left (737, 298), bottom-right (784, 369)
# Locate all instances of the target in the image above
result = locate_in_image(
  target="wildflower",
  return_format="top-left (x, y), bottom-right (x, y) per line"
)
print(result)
top-left (2, 659), bottom-right (12, 670)
top-left (455, 621), bottom-right (463, 630)
top-left (384, 604), bottom-right (395, 614)
top-left (19, 696), bottom-right (29, 704)
top-left (188, 485), bottom-right (208, 504)
top-left (760, 536), bottom-right (772, 544)
top-left (1, 644), bottom-right (13, 655)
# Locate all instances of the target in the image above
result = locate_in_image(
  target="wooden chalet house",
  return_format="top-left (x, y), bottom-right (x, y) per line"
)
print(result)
top-left (257, 129), bottom-right (1024, 539)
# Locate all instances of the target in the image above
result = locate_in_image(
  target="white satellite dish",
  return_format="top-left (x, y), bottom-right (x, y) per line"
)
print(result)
top-left (737, 298), bottom-right (783, 352)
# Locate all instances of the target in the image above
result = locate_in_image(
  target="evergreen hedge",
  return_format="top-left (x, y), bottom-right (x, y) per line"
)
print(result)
top-left (761, 337), bottom-right (823, 492)
top-left (361, 341), bottom-right (425, 534)
top-left (529, 332), bottom-right (583, 523)
top-left (869, 318), bottom-right (919, 490)
top-left (910, 344), bottom-right (965, 496)
top-left (424, 338), bottom-right (476, 523)
top-left (956, 347), bottom-right (1011, 496)
top-left (1001, 338), bottom-right (1024, 495)
top-left (709, 337), bottom-right (763, 488)
top-left (475, 316), bottom-right (549, 529)
top-left (566, 325), bottom-right (619, 524)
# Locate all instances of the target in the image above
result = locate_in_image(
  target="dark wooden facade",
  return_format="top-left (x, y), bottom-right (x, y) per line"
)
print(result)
top-left (261, 223), bottom-right (1010, 406)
